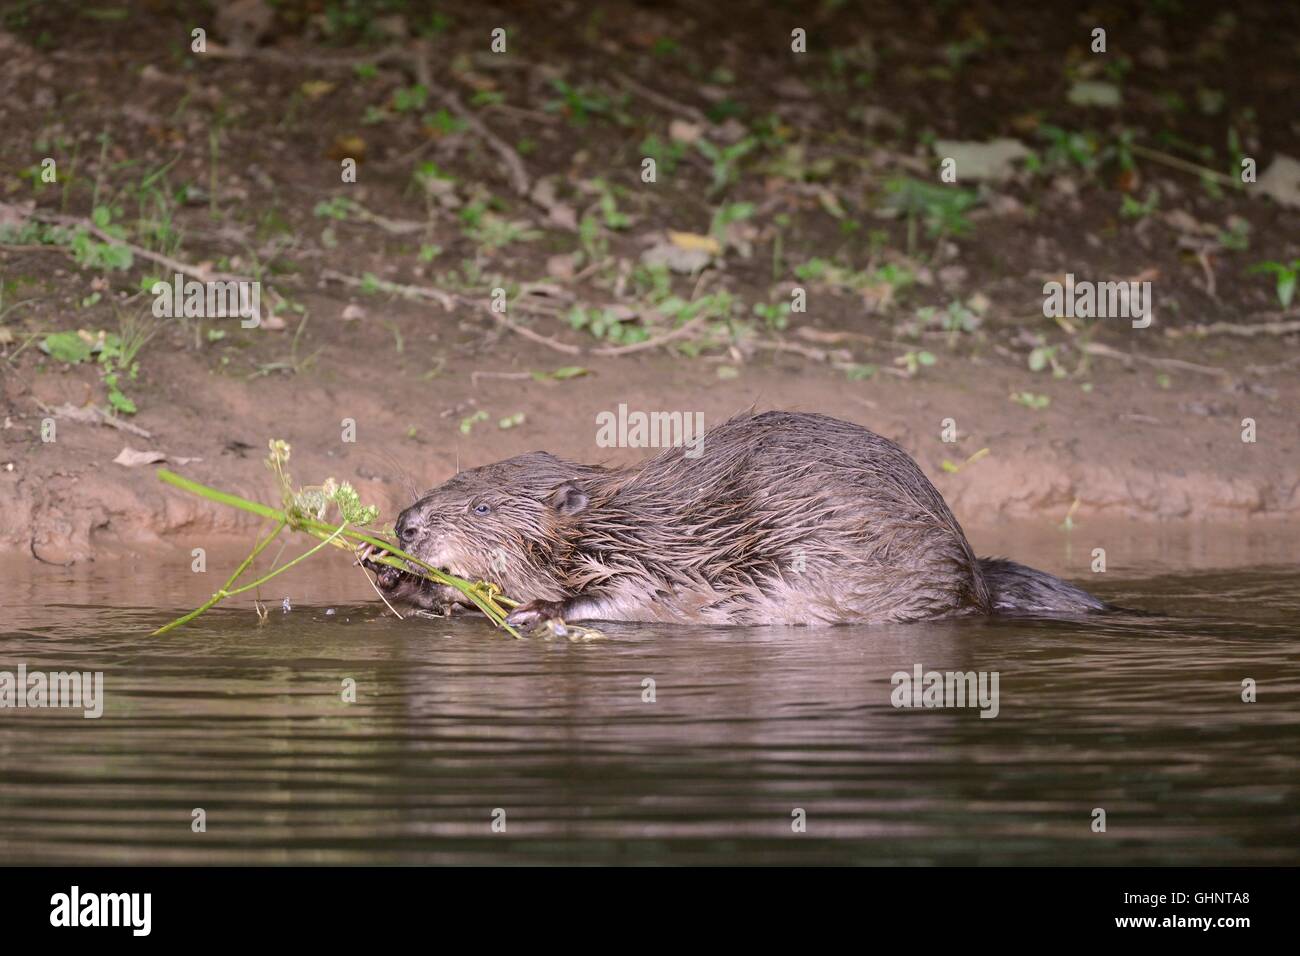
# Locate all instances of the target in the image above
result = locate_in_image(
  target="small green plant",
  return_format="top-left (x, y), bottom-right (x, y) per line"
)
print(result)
top-left (577, 214), bottom-right (607, 264)
top-left (793, 258), bottom-right (831, 282)
top-left (941, 33), bottom-right (989, 73)
top-left (870, 263), bottom-right (916, 294)
top-left (710, 201), bottom-right (755, 246)
top-left (631, 263), bottom-right (672, 303)
top-left (792, 257), bottom-right (913, 312)
top-left (752, 301), bottom-right (792, 330)
top-left (842, 363), bottom-right (878, 381)
top-left (1011, 391), bottom-right (1051, 410)
top-left (913, 301), bottom-right (979, 344)
top-left (459, 410), bottom-right (488, 434)
top-left (640, 134), bottom-right (687, 175)
top-left (1029, 125), bottom-right (1103, 175)
top-left (1217, 217), bottom-right (1250, 252)
top-left (894, 349), bottom-right (937, 377)
top-left (313, 196), bottom-right (359, 220)
top-left (696, 137), bottom-right (759, 194)
top-left (880, 177), bottom-right (979, 253)
top-left (39, 313), bottom-right (156, 414)
top-left (657, 291), bottom-right (735, 349)
top-left (544, 79), bottom-right (621, 126)
top-left (392, 85), bottom-right (428, 113)
top-left (588, 179), bottom-right (631, 230)
top-left (1028, 340), bottom-right (1067, 378)
top-left (530, 366), bottom-right (588, 382)
top-left (459, 199), bottom-right (540, 252)
top-left (1119, 188), bottom-right (1160, 219)
top-left (99, 312), bottom-right (157, 414)
top-left (422, 108), bottom-right (467, 135)
top-left (940, 447), bottom-right (990, 474)
top-left (761, 143), bottom-right (836, 182)
top-left (131, 158), bottom-right (184, 256)
top-left (65, 206), bottom-right (134, 271)
top-left (567, 305), bottom-right (650, 346)
top-left (1248, 259), bottom-right (1300, 309)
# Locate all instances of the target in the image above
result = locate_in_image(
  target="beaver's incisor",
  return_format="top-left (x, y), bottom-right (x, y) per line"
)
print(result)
top-left (377, 411), bottom-right (1109, 627)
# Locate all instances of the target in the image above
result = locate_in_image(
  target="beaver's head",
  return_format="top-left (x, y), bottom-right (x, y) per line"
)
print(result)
top-left (395, 452), bottom-right (592, 599)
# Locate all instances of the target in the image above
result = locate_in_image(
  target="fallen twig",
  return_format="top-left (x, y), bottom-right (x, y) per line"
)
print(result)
top-left (1173, 319), bottom-right (1300, 338)
top-left (1082, 342), bottom-right (1229, 377)
top-left (321, 269), bottom-right (456, 310)
top-left (410, 40), bottom-right (530, 197)
top-left (751, 338), bottom-right (854, 363)
top-left (612, 69), bottom-right (711, 126)
top-left (5, 202), bottom-right (253, 285)
top-left (1129, 144), bottom-right (1238, 188)
top-left (590, 309), bottom-right (716, 356)
top-left (37, 400), bottom-right (154, 439)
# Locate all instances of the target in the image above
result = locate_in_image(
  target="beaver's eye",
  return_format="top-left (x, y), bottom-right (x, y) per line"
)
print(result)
top-left (473, 503), bottom-right (491, 516)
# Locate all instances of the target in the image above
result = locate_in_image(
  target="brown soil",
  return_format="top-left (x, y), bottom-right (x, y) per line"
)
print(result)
top-left (2, 1), bottom-right (1298, 565)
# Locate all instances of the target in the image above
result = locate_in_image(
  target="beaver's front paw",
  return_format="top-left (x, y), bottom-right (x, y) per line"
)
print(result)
top-left (357, 545), bottom-right (402, 586)
top-left (358, 545), bottom-right (457, 612)
top-left (506, 599), bottom-right (567, 634)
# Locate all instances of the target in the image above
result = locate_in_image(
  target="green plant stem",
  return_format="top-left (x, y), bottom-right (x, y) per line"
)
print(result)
top-left (156, 469), bottom-right (283, 521)
top-left (224, 521), bottom-right (349, 597)
top-left (154, 469), bottom-right (519, 636)
top-left (1129, 143), bottom-right (1237, 187)
top-left (151, 519), bottom-right (287, 635)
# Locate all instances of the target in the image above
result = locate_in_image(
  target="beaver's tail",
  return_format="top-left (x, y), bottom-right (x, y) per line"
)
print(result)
top-left (978, 557), bottom-right (1113, 615)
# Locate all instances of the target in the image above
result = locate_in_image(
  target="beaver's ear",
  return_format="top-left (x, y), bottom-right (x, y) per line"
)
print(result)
top-left (548, 481), bottom-right (589, 516)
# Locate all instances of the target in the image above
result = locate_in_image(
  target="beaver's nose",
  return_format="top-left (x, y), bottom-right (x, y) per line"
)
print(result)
top-left (395, 509), bottom-right (418, 546)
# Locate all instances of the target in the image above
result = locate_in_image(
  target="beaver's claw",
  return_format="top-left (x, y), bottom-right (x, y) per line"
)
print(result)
top-left (506, 599), bottom-right (568, 635)
top-left (357, 544), bottom-right (406, 591)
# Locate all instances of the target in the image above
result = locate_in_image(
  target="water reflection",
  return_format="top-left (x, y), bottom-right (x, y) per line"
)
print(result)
top-left (1, 558), bottom-right (1297, 864)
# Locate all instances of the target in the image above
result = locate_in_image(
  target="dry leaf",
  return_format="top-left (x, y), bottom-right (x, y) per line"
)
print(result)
top-left (668, 120), bottom-right (703, 144)
top-left (546, 253), bottom-right (578, 280)
top-left (328, 135), bottom-right (366, 163)
top-left (667, 231), bottom-right (721, 255)
top-left (113, 447), bottom-right (167, 467)
top-left (301, 80), bottom-right (335, 100)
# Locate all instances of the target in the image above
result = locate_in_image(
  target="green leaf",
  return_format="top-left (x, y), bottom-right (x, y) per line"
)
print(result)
top-left (531, 365), bottom-right (589, 382)
top-left (106, 388), bottom-right (137, 415)
top-left (1278, 274), bottom-right (1296, 309)
top-left (41, 331), bottom-right (92, 364)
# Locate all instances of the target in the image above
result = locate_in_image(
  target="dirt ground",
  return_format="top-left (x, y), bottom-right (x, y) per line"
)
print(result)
top-left (1, 1), bottom-right (1298, 565)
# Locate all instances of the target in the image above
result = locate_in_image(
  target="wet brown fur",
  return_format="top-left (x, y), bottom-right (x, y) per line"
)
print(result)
top-left (385, 411), bottom-right (1105, 626)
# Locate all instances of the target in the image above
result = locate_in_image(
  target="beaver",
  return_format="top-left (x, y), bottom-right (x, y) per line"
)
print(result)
top-left (370, 411), bottom-right (1110, 627)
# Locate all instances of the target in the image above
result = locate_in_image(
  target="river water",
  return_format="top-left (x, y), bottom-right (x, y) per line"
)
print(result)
top-left (1, 527), bottom-right (1297, 865)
